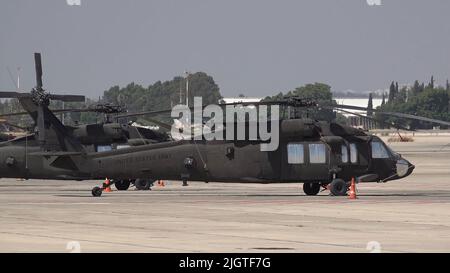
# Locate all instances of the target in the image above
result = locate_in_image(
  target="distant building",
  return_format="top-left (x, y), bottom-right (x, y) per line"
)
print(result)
top-left (219, 97), bottom-right (264, 122)
top-left (334, 97), bottom-right (383, 130)
top-left (220, 97), bottom-right (263, 104)
top-left (221, 96), bottom-right (381, 130)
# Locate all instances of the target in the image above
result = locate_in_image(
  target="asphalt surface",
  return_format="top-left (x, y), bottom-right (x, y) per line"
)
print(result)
top-left (1, 135), bottom-right (450, 252)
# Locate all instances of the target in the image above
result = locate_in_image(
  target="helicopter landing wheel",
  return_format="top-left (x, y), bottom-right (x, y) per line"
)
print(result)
top-left (115, 179), bottom-right (131, 191)
top-left (329, 179), bottom-right (348, 196)
top-left (303, 182), bottom-right (320, 196)
top-left (135, 179), bottom-right (153, 190)
top-left (91, 186), bottom-right (103, 197)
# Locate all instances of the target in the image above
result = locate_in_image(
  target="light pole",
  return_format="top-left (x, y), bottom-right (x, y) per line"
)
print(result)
top-left (184, 71), bottom-right (190, 106)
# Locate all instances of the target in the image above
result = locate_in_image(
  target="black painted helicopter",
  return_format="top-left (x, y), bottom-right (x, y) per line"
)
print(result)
top-left (3, 53), bottom-right (450, 197)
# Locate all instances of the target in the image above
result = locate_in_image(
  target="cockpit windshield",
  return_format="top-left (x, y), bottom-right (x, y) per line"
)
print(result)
top-left (371, 141), bottom-right (390, 158)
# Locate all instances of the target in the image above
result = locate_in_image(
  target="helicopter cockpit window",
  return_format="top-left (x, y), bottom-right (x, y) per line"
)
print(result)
top-left (341, 145), bottom-right (349, 163)
top-left (350, 143), bottom-right (358, 163)
top-left (96, 145), bottom-right (113, 152)
top-left (287, 143), bottom-right (304, 164)
top-left (309, 143), bottom-right (326, 164)
top-left (371, 141), bottom-right (390, 158)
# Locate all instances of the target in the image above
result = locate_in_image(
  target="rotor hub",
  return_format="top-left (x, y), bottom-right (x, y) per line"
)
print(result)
top-left (31, 88), bottom-right (50, 106)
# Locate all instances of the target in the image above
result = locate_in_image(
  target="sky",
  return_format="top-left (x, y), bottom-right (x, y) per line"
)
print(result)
top-left (1, 0), bottom-right (449, 99)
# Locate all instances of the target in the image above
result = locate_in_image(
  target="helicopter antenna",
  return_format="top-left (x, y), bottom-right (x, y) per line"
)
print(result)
top-left (179, 77), bottom-right (182, 104)
top-left (184, 71), bottom-right (190, 106)
top-left (6, 66), bottom-right (18, 90)
top-left (17, 67), bottom-right (21, 90)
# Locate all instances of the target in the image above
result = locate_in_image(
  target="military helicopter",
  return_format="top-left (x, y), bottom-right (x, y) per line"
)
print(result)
top-left (2, 53), bottom-right (449, 197)
top-left (0, 88), bottom-right (417, 197)
top-left (0, 53), bottom-right (171, 190)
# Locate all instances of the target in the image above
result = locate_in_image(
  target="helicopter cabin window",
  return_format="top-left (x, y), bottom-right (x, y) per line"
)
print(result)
top-left (350, 143), bottom-right (358, 163)
top-left (341, 145), bottom-right (349, 163)
top-left (96, 145), bottom-right (113, 153)
top-left (287, 143), bottom-right (304, 164)
top-left (309, 143), bottom-right (326, 164)
top-left (371, 141), bottom-right (390, 158)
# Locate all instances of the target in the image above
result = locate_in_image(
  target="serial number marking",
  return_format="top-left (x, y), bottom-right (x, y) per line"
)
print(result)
top-left (114, 153), bottom-right (172, 166)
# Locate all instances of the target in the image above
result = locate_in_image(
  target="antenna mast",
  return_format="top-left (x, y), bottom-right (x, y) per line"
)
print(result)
top-left (184, 71), bottom-right (190, 106)
top-left (17, 67), bottom-right (21, 90)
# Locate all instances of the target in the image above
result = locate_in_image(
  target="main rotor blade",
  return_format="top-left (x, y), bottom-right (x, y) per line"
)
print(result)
top-left (335, 108), bottom-right (413, 131)
top-left (329, 103), bottom-right (370, 112)
top-left (34, 53), bottom-right (43, 89)
top-left (0, 91), bottom-right (29, 98)
top-left (0, 109), bottom-right (74, 117)
top-left (113, 97), bottom-right (314, 120)
top-left (142, 118), bottom-right (172, 130)
top-left (114, 101), bottom-right (284, 119)
top-left (219, 98), bottom-right (317, 108)
top-left (37, 105), bottom-right (45, 144)
top-left (115, 108), bottom-right (173, 119)
top-left (330, 103), bottom-right (450, 127)
top-left (0, 91), bottom-right (84, 103)
top-left (0, 106), bottom-right (125, 118)
top-left (380, 112), bottom-right (450, 127)
top-left (48, 94), bottom-right (85, 102)
top-left (2, 121), bottom-right (28, 131)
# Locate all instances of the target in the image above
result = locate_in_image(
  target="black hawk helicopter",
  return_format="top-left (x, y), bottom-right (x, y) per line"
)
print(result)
top-left (0, 53), bottom-right (171, 189)
top-left (4, 53), bottom-right (450, 197)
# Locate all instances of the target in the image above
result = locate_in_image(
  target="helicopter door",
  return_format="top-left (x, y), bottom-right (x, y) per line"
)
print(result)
top-left (282, 142), bottom-right (330, 181)
top-left (282, 143), bottom-right (307, 181)
top-left (305, 143), bottom-right (330, 181)
top-left (344, 141), bottom-right (371, 178)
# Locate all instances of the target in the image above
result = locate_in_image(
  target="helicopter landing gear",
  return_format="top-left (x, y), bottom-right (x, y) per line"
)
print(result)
top-left (135, 179), bottom-right (153, 190)
top-left (303, 182), bottom-right (320, 196)
top-left (329, 178), bottom-right (348, 196)
top-left (91, 186), bottom-right (103, 197)
top-left (114, 179), bottom-right (131, 191)
top-left (92, 178), bottom-right (116, 197)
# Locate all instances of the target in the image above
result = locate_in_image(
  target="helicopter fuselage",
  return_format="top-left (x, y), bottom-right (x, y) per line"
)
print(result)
top-left (0, 121), bottom-right (414, 185)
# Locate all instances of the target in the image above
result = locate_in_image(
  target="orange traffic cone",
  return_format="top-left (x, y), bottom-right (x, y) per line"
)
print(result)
top-left (103, 178), bottom-right (112, 192)
top-left (348, 177), bottom-right (357, 199)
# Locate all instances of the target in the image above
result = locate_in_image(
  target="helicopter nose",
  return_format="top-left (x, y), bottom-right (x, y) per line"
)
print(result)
top-left (396, 158), bottom-right (415, 178)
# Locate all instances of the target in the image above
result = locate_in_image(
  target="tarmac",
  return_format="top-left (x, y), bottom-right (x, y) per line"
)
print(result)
top-left (1, 135), bottom-right (450, 252)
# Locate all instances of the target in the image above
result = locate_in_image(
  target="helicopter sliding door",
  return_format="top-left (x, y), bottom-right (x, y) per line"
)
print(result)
top-left (281, 142), bottom-right (330, 182)
top-left (338, 139), bottom-right (371, 179)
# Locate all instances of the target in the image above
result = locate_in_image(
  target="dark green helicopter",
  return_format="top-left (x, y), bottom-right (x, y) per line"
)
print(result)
top-left (4, 53), bottom-right (450, 197)
top-left (0, 53), bottom-right (171, 190)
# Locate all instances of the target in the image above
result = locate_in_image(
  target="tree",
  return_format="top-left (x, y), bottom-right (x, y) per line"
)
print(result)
top-left (397, 86), bottom-right (407, 104)
top-left (381, 92), bottom-right (386, 105)
top-left (388, 81), bottom-right (396, 103)
top-left (378, 79), bottom-right (450, 129)
top-left (367, 93), bottom-right (373, 116)
top-left (411, 80), bottom-right (422, 97)
top-left (102, 72), bottom-right (222, 124)
top-left (263, 82), bottom-right (337, 122)
top-left (292, 83), bottom-right (333, 101)
top-left (428, 76), bottom-right (435, 89)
